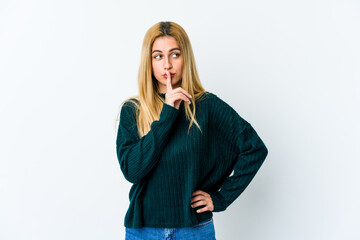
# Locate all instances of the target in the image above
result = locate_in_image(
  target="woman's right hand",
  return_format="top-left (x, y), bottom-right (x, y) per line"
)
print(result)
top-left (164, 70), bottom-right (192, 109)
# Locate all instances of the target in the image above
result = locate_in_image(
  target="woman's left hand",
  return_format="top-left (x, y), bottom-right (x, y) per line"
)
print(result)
top-left (191, 190), bottom-right (214, 213)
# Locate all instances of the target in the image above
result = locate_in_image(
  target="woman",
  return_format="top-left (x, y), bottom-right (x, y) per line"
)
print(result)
top-left (116, 21), bottom-right (268, 240)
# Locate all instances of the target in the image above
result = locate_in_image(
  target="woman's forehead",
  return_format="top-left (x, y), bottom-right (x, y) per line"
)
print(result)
top-left (152, 36), bottom-right (180, 52)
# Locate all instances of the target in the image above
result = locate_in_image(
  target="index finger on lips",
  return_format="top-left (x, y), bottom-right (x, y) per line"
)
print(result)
top-left (166, 70), bottom-right (172, 92)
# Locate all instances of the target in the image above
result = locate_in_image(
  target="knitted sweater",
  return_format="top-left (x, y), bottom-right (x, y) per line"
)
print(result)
top-left (116, 91), bottom-right (268, 228)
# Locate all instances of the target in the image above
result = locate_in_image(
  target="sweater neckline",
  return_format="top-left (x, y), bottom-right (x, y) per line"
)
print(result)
top-left (158, 92), bottom-right (166, 98)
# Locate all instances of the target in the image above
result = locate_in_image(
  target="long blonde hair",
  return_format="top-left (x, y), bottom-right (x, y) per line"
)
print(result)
top-left (115, 21), bottom-right (207, 138)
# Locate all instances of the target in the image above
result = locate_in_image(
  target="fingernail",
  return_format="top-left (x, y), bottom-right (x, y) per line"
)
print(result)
top-left (189, 95), bottom-right (192, 98)
top-left (197, 210), bottom-right (200, 213)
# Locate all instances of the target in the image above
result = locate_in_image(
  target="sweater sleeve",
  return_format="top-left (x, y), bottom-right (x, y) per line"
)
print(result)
top-left (116, 101), bottom-right (180, 184)
top-left (208, 94), bottom-right (268, 212)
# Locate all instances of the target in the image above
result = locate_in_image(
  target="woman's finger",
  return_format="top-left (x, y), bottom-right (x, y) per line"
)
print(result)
top-left (191, 195), bottom-right (206, 204)
top-left (192, 189), bottom-right (207, 195)
top-left (192, 190), bottom-right (209, 198)
top-left (166, 70), bottom-right (173, 92)
top-left (172, 93), bottom-right (191, 104)
top-left (191, 200), bottom-right (207, 208)
top-left (172, 87), bottom-right (192, 100)
top-left (191, 190), bottom-right (214, 212)
top-left (196, 205), bottom-right (212, 213)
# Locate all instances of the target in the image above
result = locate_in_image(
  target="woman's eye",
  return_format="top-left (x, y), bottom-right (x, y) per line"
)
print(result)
top-left (153, 53), bottom-right (180, 59)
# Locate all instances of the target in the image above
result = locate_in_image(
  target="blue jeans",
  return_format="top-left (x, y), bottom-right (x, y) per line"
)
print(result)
top-left (125, 217), bottom-right (216, 240)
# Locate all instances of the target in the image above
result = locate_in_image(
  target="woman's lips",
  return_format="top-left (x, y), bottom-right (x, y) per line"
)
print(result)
top-left (163, 73), bottom-right (175, 78)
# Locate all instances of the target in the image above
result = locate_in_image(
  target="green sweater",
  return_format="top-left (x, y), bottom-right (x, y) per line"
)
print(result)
top-left (116, 91), bottom-right (268, 228)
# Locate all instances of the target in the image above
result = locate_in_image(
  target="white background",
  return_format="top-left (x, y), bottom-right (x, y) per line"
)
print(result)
top-left (1, 0), bottom-right (359, 239)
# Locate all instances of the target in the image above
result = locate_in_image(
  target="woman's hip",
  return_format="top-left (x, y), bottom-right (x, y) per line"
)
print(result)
top-left (125, 217), bottom-right (216, 240)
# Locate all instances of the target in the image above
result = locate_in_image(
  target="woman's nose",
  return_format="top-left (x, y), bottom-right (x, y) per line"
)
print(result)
top-left (163, 57), bottom-right (172, 69)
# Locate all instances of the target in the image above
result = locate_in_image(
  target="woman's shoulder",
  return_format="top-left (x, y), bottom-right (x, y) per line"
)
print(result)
top-left (198, 91), bottom-right (231, 108)
top-left (122, 96), bottom-right (140, 108)
top-left (203, 91), bottom-right (247, 122)
top-left (120, 96), bottom-right (140, 119)
top-left (196, 90), bottom-right (219, 102)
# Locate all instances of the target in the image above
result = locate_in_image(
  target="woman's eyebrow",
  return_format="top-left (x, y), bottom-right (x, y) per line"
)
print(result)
top-left (152, 48), bottom-right (181, 54)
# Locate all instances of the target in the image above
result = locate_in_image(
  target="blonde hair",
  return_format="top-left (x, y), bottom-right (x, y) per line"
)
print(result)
top-left (115, 21), bottom-right (207, 138)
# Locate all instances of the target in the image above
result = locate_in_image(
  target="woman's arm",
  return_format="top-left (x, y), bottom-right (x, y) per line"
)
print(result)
top-left (208, 93), bottom-right (268, 212)
top-left (116, 101), bottom-right (179, 184)
top-left (210, 122), bottom-right (268, 212)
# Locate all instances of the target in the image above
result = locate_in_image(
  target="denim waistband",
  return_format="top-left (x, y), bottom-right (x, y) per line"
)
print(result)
top-left (194, 217), bottom-right (213, 227)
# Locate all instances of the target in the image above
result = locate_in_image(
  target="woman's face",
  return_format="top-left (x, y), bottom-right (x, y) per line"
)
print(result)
top-left (151, 36), bottom-right (183, 93)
